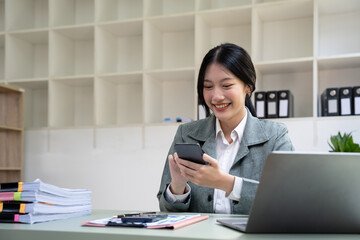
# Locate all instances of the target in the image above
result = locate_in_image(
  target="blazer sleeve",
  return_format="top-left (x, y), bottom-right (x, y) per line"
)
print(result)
top-left (235, 123), bottom-right (294, 214)
top-left (272, 123), bottom-right (295, 151)
top-left (157, 124), bottom-right (192, 212)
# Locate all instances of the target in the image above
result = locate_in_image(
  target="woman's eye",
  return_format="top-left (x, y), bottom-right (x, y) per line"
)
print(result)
top-left (223, 84), bottom-right (233, 88)
top-left (204, 85), bottom-right (213, 89)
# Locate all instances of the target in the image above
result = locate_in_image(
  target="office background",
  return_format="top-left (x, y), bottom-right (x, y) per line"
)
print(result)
top-left (0, 0), bottom-right (359, 211)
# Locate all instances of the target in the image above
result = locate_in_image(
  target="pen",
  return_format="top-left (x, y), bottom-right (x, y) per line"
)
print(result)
top-left (117, 212), bottom-right (157, 218)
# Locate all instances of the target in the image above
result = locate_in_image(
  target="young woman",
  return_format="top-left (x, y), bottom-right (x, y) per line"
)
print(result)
top-left (157, 43), bottom-right (294, 214)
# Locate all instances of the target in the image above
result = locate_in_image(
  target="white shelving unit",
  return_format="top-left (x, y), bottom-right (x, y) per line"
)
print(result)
top-left (144, 0), bottom-right (194, 17)
top-left (96, 0), bottom-right (143, 22)
top-left (0, 0), bottom-right (4, 33)
top-left (144, 69), bottom-right (195, 124)
top-left (196, 0), bottom-right (252, 11)
top-left (50, 0), bottom-right (94, 27)
top-left (6, 30), bottom-right (49, 80)
top-left (253, 0), bottom-right (314, 62)
top-left (0, 0), bottom-right (358, 130)
top-left (51, 26), bottom-right (94, 77)
top-left (96, 73), bottom-right (143, 126)
top-left (49, 77), bottom-right (94, 127)
top-left (317, 0), bottom-right (360, 57)
top-left (6, 0), bottom-right (48, 31)
top-left (316, 0), bottom-right (360, 117)
top-left (10, 80), bottom-right (48, 129)
top-left (144, 14), bottom-right (195, 71)
top-left (196, 7), bottom-right (252, 64)
top-left (97, 20), bottom-right (143, 74)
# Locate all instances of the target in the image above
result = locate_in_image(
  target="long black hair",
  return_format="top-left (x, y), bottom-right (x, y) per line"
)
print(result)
top-left (197, 43), bottom-right (257, 117)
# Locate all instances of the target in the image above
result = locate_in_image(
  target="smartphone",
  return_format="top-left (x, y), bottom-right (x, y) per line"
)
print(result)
top-left (121, 214), bottom-right (168, 223)
top-left (174, 143), bottom-right (206, 165)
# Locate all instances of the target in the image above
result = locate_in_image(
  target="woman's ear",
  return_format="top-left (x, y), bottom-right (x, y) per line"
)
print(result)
top-left (245, 84), bottom-right (252, 94)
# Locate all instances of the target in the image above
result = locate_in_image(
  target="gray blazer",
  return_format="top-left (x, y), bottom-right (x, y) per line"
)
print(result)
top-left (157, 108), bottom-right (294, 214)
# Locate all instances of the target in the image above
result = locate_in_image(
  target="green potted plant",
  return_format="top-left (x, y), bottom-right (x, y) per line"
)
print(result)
top-left (328, 132), bottom-right (360, 152)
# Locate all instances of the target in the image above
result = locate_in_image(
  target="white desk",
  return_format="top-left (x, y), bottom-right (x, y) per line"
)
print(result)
top-left (0, 210), bottom-right (358, 240)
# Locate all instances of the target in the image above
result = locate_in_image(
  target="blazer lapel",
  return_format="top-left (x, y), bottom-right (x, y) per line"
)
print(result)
top-left (187, 115), bottom-right (217, 159)
top-left (186, 115), bottom-right (216, 213)
top-left (201, 135), bottom-right (217, 159)
top-left (234, 141), bottom-right (250, 165)
top-left (186, 109), bottom-right (269, 165)
top-left (232, 108), bottom-right (269, 166)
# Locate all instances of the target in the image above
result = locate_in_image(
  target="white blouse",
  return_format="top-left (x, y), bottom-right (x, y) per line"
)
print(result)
top-left (165, 112), bottom-right (248, 214)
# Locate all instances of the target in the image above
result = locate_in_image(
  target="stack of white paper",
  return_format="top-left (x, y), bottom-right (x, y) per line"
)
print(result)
top-left (0, 179), bottom-right (91, 224)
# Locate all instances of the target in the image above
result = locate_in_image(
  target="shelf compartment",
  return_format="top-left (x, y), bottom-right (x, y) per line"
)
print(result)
top-left (0, 35), bottom-right (4, 80)
top-left (96, 21), bottom-right (143, 74)
top-left (9, 80), bottom-right (49, 129)
top-left (0, 85), bottom-right (23, 129)
top-left (96, 73), bottom-right (143, 126)
top-left (0, 170), bottom-right (21, 182)
top-left (196, 0), bottom-right (251, 11)
top-left (255, 57), bottom-right (313, 74)
top-left (254, 0), bottom-right (289, 4)
top-left (6, 31), bottom-right (49, 80)
top-left (253, 0), bottom-right (313, 62)
top-left (144, 0), bottom-right (194, 17)
top-left (317, 56), bottom-right (360, 117)
top-left (96, 0), bottom-right (143, 22)
top-left (318, 65), bottom-right (360, 110)
top-left (318, 0), bottom-right (360, 57)
top-left (51, 26), bottom-right (94, 77)
top-left (144, 15), bottom-right (194, 70)
top-left (50, 0), bottom-right (94, 27)
top-left (318, 54), bottom-right (360, 70)
top-left (144, 69), bottom-right (195, 124)
top-left (49, 77), bottom-right (94, 127)
top-left (256, 62), bottom-right (313, 118)
top-left (0, 129), bottom-right (22, 168)
top-left (195, 7), bottom-right (252, 64)
top-left (6, 0), bottom-right (48, 31)
top-left (0, 0), bottom-right (4, 32)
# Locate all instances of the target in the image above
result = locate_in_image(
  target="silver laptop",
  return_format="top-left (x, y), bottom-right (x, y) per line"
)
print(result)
top-left (217, 151), bottom-right (360, 233)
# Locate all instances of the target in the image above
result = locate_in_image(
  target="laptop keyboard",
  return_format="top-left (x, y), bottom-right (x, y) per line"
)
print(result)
top-left (234, 223), bottom-right (247, 228)
top-left (233, 220), bottom-right (248, 228)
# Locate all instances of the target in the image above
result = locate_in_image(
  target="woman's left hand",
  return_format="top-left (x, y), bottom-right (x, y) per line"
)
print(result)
top-left (174, 153), bottom-right (235, 195)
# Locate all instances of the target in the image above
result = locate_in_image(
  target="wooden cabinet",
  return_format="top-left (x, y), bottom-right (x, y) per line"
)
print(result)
top-left (0, 0), bottom-right (358, 129)
top-left (0, 83), bottom-right (23, 182)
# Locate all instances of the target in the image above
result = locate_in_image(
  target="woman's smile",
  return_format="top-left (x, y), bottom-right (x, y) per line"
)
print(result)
top-left (213, 103), bottom-right (231, 111)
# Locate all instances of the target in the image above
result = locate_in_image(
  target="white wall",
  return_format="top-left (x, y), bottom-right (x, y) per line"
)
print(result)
top-left (24, 117), bottom-right (360, 211)
top-left (24, 125), bottom-right (178, 212)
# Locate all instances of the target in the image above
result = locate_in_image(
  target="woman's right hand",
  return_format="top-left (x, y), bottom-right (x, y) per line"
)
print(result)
top-left (168, 152), bottom-right (188, 195)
